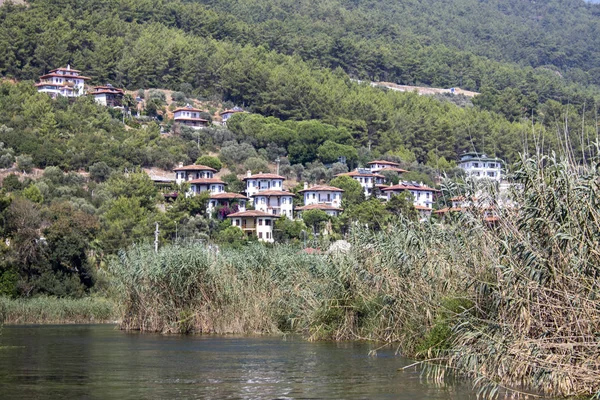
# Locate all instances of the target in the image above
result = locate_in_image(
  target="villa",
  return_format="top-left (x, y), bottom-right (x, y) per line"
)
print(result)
top-left (36, 65), bottom-right (90, 98)
top-left (336, 169), bottom-right (385, 198)
top-left (219, 107), bottom-right (244, 125)
top-left (367, 160), bottom-right (408, 175)
top-left (174, 163), bottom-right (217, 184)
top-left (243, 171), bottom-right (286, 198)
top-left (381, 181), bottom-right (439, 220)
top-left (174, 104), bottom-right (209, 130)
top-left (90, 84), bottom-right (125, 107)
top-left (298, 183), bottom-right (344, 208)
top-left (228, 210), bottom-right (279, 243)
top-left (208, 192), bottom-right (248, 215)
top-left (251, 190), bottom-right (295, 218)
top-left (458, 152), bottom-right (504, 181)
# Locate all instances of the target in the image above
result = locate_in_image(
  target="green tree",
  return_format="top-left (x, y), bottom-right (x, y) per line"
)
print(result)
top-left (330, 175), bottom-right (365, 206)
top-left (196, 155), bottom-right (223, 171)
top-left (22, 184), bottom-right (43, 204)
top-left (302, 209), bottom-right (330, 234)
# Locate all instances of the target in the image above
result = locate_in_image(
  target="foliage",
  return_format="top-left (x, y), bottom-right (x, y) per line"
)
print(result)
top-left (329, 175), bottom-right (365, 206)
top-left (302, 209), bottom-right (330, 234)
top-left (195, 155), bottom-right (222, 171)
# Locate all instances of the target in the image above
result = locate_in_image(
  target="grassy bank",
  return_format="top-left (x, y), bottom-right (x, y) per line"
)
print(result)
top-left (109, 155), bottom-right (600, 399)
top-left (0, 296), bottom-right (118, 325)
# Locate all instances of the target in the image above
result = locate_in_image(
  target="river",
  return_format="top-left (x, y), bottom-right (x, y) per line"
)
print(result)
top-left (0, 324), bottom-right (477, 399)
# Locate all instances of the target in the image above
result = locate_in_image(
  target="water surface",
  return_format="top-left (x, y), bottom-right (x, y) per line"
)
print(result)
top-left (0, 324), bottom-right (476, 399)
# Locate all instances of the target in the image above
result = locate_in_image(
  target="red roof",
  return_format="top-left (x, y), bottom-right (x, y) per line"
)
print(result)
top-left (414, 205), bottom-right (433, 211)
top-left (174, 106), bottom-right (203, 113)
top-left (242, 173), bottom-right (286, 181)
top-left (434, 207), bottom-right (464, 214)
top-left (174, 117), bottom-right (209, 122)
top-left (219, 109), bottom-right (244, 115)
top-left (50, 67), bottom-right (82, 73)
top-left (367, 160), bottom-right (401, 167)
top-left (173, 164), bottom-right (217, 172)
top-left (227, 210), bottom-right (280, 218)
top-left (251, 190), bottom-right (294, 197)
top-left (39, 73), bottom-right (91, 80)
top-left (381, 183), bottom-right (439, 192)
top-left (90, 86), bottom-right (124, 95)
top-left (336, 171), bottom-right (385, 178)
top-left (189, 178), bottom-right (226, 185)
top-left (296, 203), bottom-right (343, 211)
top-left (378, 167), bottom-right (409, 173)
top-left (302, 247), bottom-right (322, 255)
top-left (298, 185), bottom-right (344, 193)
top-left (210, 193), bottom-right (248, 200)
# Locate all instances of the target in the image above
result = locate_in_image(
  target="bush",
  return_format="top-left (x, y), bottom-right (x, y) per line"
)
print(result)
top-left (16, 154), bottom-right (34, 173)
top-left (243, 157), bottom-right (269, 174)
top-left (89, 162), bottom-right (112, 183)
top-left (196, 155), bottom-right (222, 171)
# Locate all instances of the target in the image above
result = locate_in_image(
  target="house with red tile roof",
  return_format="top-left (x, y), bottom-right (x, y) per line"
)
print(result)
top-left (219, 107), bottom-right (244, 124)
top-left (90, 84), bottom-right (125, 107)
top-left (242, 171), bottom-right (286, 198)
top-left (367, 160), bottom-right (409, 174)
top-left (36, 65), bottom-right (90, 98)
top-left (174, 163), bottom-right (217, 184)
top-left (251, 190), bottom-right (295, 218)
top-left (174, 104), bottom-right (209, 129)
top-left (298, 182), bottom-right (344, 213)
top-left (335, 169), bottom-right (385, 198)
top-left (208, 192), bottom-right (248, 216)
top-left (228, 210), bottom-right (279, 242)
top-left (381, 181), bottom-right (440, 220)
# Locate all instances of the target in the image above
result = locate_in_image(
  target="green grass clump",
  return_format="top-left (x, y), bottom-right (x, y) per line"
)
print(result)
top-left (0, 296), bottom-right (117, 324)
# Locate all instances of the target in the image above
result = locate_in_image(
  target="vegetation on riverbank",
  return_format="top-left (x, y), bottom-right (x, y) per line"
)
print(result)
top-left (0, 296), bottom-right (117, 325)
top-left (110, 155), bottom-right (600, 398)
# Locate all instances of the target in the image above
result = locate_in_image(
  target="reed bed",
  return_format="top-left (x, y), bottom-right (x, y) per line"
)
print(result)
top-left (0, 295), bottom-right (117, 324)
top-left (110, 155), bottom-right (600, 399)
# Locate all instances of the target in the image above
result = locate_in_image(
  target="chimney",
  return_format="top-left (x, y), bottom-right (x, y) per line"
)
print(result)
top-left (246, 170), bottom-right (252, 177)
top-left (67, 64), bottom-right (71, 70)
top-left (304, 182), bottom-right (308, 190)
top-left (178, 162), bottom-right (183, 168)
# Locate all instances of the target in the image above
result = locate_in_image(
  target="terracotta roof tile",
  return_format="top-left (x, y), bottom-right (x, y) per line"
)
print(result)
top-left (173, 164), bottom-right (217, 172)
top-left (298, 185), bottom-right (344, 193)
top-left (242, 173), bottom-right (285, 181)
top-left (296, 203), bottom-right (343, 211)
top-left (367, 160), bottom-right (401, 166)
top-left (189, 178), bottom-right (226, 184)
top-left (251, 190), bottom-right (295, 197)
top-left (227, 210), bottom-right (280, 218)
top-left (210, 193), bottom-right (248, 200)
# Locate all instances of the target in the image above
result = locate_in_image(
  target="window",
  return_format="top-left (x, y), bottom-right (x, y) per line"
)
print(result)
top-left (473, 163), bottom-right (479, 168)
top-left (258, 232), bottom-right (263, 239)
top-left (312, 193), bottom-right (316, 199)
top-left (327, 194), bottom-right (331, 201)
top-left (488, 172), bottom-right (496, 177)
top-left (258, 219), bottom-right (263, 226)
top-left (266, 232), bottom-right (271, 239)
top-left (233, 219), bottom-right (239, 226)
top-left (265, 219), bottom-right (271, 226)
top-left (426, 192), bottom-right (430, 198)
top-left (488, 163), bottom-right (495, 168)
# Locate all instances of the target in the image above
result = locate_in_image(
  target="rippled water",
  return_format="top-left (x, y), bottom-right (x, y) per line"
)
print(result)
top-left (0, 325), bottom-right (477, 399)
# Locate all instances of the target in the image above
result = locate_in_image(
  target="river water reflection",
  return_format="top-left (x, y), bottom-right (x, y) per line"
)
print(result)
top-left (0, 324), bottom-right (477, 399)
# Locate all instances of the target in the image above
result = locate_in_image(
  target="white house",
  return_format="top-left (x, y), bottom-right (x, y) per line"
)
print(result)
top-left (295, 203), bottom-right (343, 218)
top-left (381, 181), bottom-right (439, 220)
top-left (36, 65), bottom-right (90, 98)
top-left (173, 163), bottom-right (217, 184)
top-left (336, 169), bottom-right (385, 197)
top-left (174, 104), bottom-right (209, 129)
top-left (251, 190), bottom-right (295, 218)
top-left (208, 192), bottom-right (248, 215)
top-left (367, 160), bottom-right (408, 175)
top-left (90, 84), bottom-right (125, 107)
top-left (298, 183), bottom-right (344, 208)
top-left (219, 107), bottom-right (244, 124)
top-left (458, 152), bottom-right (503, 181)
top-left (228, 210), bottom-right (279, 243)
top-left (243, 171), bottom-right (286, 198)
top-left (189, 178), bottom-right (226, 195)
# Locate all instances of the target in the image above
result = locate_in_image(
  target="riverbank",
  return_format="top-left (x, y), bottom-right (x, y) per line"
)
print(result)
top-left (109, 155), bottom-right (600, 399)
top-left (0, 296), bottom-right (118, 325)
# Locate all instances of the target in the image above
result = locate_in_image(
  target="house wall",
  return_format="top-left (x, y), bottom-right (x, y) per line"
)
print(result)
top-left (175, 170), bottom-right (214, 184)
top-left (245, 179), bottom-right (284, 197)
top-left (386, 189), bottom-right (434, 208)
top-left (303, 191), bottom-right (342, 207)
top-left (254, 195), bottom-right (294, 217)
top-left (94, 94), bottom-right (107, 106)
top-left (458, 160), bottom-right (502, 181)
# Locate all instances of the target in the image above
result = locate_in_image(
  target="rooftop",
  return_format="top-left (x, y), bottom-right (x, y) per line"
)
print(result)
top-left (210, 192), bottom-right (248, 200)
top-left (188, 178), bottom-right (226, 185)
top-left (296, 203), bottom-right (343, 211)
top-left (227, 210), bottom-right (280, 218)
top-left (298, 185), bottom-right (344, 193)
top-left (173, 164), bottom-right (217, 172)
top-left (367, 160), bottom-right (401, 167)
top-left (381, 182), bottom-right (440, 192)
top-left (251, 190), bottom-right (295, 197)
top-left (242, 173), bottom-right (286, 181)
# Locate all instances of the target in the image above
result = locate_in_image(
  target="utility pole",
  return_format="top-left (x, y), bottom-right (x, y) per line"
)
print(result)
top-left (154, 222), bottom-right (159, 253)
top-left (276, 157), bottom-right (281, 175)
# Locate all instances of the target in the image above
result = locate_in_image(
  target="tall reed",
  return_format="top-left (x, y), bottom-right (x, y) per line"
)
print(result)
top-left (110, 154), bottom-right (600, 398)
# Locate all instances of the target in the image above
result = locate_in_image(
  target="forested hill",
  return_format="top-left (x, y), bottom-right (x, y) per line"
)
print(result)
top-left (0, 0), bottom-right (599, 164)
top-left (196, 0), bottom-right (600, 78)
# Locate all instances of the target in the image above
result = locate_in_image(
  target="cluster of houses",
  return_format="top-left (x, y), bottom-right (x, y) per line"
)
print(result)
top-left (36, 65), bottom-right (244, 126)
top-left (170, 154), bottom-right (505, 242)
top-left (36, 66), bottom-right (507, 242)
